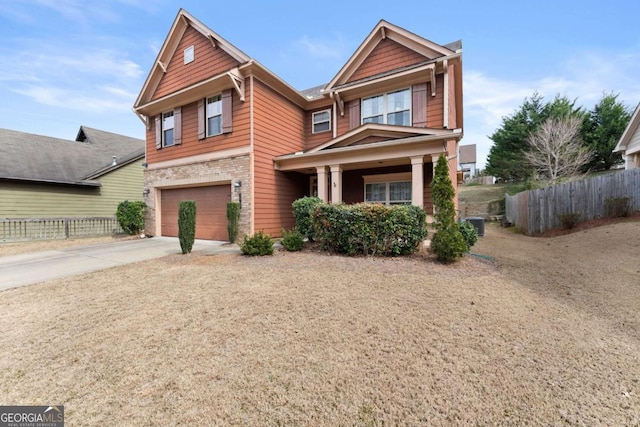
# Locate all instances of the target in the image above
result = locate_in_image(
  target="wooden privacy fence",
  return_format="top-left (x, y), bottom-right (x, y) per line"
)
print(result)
top-left (506, 169), bottom-right (640, 235)
top-left (1, 217), bottom-right (123, 242)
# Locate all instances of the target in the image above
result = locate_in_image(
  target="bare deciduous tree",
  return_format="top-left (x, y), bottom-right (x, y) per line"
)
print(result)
top-left (525, 116), bottom-right (592, 184)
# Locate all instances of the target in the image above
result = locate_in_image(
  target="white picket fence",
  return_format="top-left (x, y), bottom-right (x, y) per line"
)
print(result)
top-left (505, 169), bottom-right (640, 235)
top-left (1, 217), bottom-right (123, 242)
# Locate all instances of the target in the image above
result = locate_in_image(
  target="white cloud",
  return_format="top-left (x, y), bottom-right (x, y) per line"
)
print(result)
top-left (294, 35), bottom-right (347, 59)
top-left (463, 49), bottom-right (640, 170)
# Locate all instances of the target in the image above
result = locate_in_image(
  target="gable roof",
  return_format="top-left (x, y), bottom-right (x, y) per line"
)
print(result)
top-left (459, 144), bottom-right (476, 164)
top-left (135, 8), bottom-right (251, 111)
top-left (0, 127), bottom-right (144, 186)
top-left (614, 102), bottom-right (640, 153)
top-left (324, 20), bottom-right (457, 91)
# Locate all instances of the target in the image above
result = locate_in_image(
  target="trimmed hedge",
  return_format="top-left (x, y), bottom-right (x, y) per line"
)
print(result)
top-left (312, 203), bottom-right (427, 256)
top-left (178, 200), bottom-right (196, 254)
top-left (292, 196), bottom-right (323, 240)
top-left (227, 202), bottom-right (240, 243)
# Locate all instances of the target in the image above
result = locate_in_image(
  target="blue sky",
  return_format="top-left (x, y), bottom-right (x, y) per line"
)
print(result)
top-left (1, 0), bottom-right (639, 168)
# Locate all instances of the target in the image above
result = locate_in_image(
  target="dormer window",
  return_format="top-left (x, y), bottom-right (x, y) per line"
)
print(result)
top-left (362, 88), bottom-right (411, 126)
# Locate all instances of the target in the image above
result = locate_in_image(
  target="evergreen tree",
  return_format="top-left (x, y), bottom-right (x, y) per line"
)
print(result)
top-left (430, 154), bottom-right (467, 263)
top-left (582, 93), bottom-right (632, 171)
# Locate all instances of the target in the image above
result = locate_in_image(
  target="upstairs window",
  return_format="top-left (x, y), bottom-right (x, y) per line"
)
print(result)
top-left (162, 111), bottom-right (174, 147)
top-left (362, 88), bottom-right (411, 126)
top-left (206, 94), bottom-right (222, 137)
top-left (312, 109), bottom-right (331, 133)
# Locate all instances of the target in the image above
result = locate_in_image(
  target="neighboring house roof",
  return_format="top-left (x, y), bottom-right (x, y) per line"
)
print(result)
top-left (0, 126), bottom-right (144, 186)
top-left (614, 102), bottom-right (640, 155)
top-left (459, 144), bottom-right (476, 164)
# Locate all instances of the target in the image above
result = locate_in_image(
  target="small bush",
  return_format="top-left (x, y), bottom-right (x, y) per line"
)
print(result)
top-left (312, 203), bottom-right (427, 256)
top-left (605, 197), bottom-right (630, 218)
top-left (430, 226), bottom-right (468, 263)
top-left (558, 213), bottom-right (581, 230)
top-left (281, 228), bottom-right (304, 252)
top-left (178, 200), bottom-right (196, 254)
top-left (292, 197), bottom-right (323, 240)
top-left (116, 200), bottom-right (147, 235)
top-left (227, 202), bottom-right (240, 243)
top-left (458, 220), bottom-right (478, 250)
top-left (241, 231), bottom-right (274, 256)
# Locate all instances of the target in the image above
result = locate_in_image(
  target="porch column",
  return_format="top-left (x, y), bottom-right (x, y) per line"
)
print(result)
top-left (431, 154), bottom-right (441, 177)
top-left (330, 164), bottom-right (343, 204)
top-left (411, 156), bottom-right (424, 208)
top-left (316, 166), bottom-right (328, 202)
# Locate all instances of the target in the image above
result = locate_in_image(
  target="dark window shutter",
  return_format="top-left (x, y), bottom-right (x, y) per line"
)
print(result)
top-left (198, 99), bottom-right (205, 140)
top-left (349, 99), bottom-right (360, 130)
top-left (155, 115), bottom-right (162, 149)
top-left (412, 83), bottom-right (428, 127)
top-left (174, 107), bottom-right (182, 145)
top-left (222, 89), bottom-right (233, 134)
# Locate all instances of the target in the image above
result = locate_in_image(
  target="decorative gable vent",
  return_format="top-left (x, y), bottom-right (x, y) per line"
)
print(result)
top-left (184, 45), bottom-right (194, 64)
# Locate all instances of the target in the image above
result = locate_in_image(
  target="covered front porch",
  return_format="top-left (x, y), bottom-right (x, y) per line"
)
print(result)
top-left (274, 128), bottom-right (462, 215)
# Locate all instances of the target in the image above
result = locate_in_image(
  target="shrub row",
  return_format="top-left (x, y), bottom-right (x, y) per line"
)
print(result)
top-left (312, 203), bottom-right (427, 256)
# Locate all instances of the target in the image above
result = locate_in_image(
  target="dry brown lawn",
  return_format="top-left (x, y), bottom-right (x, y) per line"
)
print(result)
top-left (1, 222), bottom-right (639, 425)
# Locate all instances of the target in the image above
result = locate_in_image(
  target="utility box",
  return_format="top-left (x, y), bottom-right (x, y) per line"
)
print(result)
top-left (465, 217), bottom-right (485, 237)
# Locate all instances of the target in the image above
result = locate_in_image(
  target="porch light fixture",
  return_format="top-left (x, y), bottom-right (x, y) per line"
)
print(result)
top-left (233, 180), bottom-right (242, 192)
top-left (142, 188), bottom-right (150, 198)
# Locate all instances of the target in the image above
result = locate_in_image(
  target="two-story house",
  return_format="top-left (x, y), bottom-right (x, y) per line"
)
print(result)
top-left (134, 9), bottom-right (463, 240)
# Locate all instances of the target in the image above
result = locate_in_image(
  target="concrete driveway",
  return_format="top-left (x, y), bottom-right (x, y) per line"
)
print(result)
top-left (0, 237), bottom-right (240, 291)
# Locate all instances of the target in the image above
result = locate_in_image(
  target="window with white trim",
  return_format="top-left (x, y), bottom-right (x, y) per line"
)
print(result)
top-left (206, 94), bottom-right (222, 137)
top-left (184, 45), bottom-right (194, 64)
top-left (362, 88), bottom-right (411, 126)
top-left (162, 111), bottom-right (174, 147)
top-left (364, 173), bottom-right (412, 205)
top-left (312, 109), bottom-right (331, 133)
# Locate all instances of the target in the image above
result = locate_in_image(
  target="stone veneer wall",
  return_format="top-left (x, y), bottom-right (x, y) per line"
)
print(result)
top-left (143, 154), bottom-right (251, 240)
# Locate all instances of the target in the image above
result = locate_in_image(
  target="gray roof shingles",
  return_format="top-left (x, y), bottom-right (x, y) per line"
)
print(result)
top-left (0, 126), bottom-right (144, 186)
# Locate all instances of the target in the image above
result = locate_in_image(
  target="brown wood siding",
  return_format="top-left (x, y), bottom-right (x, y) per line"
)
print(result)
top-left (160, 185), bottom-right (231, 240)
top-left (347, 38), bottom-right (427, 84)
top-left (350, 136), bottom-right (391, 146)
top-left (153, 26), bottom-right (240, 101)
top-left (427, 74), bottom-right (445, 128)
top-left (146, 84), bottom-right (250, 164)
top-left (304, 108), bottom-right (334, 151)
top-left (252, 79), bottom-right (307, 236)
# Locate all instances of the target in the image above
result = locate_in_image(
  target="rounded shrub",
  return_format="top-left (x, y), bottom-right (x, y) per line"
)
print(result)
top-left (430, 226), bottom-right (468, 263)
top-left (281, 228), bottom-right (304, 252)
top-left (116, 200), bottom-right (147, 235)
top-left (458, 220), bottom-right (478, 250)
top-left (241, 231), bottom-right (274, 256)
